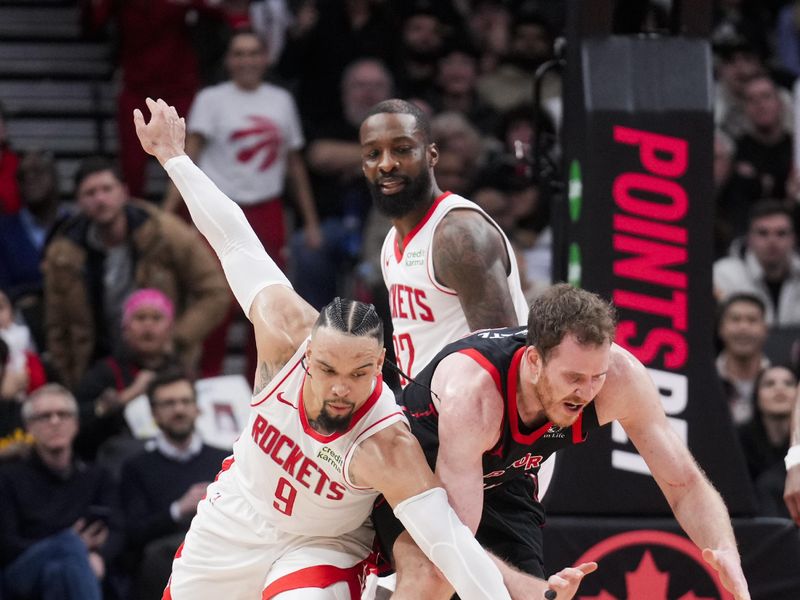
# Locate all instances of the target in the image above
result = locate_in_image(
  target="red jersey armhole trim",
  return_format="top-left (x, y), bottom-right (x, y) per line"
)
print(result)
top-left (393, 191), bottom-right (453, 263)
top-left (507, 347), bottom-right (552, 444)
top-left (457, 348), bottom-right (502, 392)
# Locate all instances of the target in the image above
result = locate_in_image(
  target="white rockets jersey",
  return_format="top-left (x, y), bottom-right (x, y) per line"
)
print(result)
top-left (381, 192), bottom-right (529, 385)
top-left (227, 339), bottom-right (407, 537)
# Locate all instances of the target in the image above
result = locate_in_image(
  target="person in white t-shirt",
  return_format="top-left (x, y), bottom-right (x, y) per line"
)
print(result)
top-left (163, 28), bottom-right (322, 377)
top-left (133, 97), bottom-right (545, 600)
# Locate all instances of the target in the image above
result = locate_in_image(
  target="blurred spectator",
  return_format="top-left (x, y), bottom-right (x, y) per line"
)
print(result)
top-left (277, 0), bottom-right (399, 128)
top-left (293, 58), bottom-right (394, 308)
top-left (430, 111), bottom-right (486, 175)
top-left (0, 150), bottom-right (74, 350)
top-left (120, 368), bottom-right (228, 600)
top-left (0, 384), bottom-right (123, 600)
top-left (714, 200), bottom-right (800, 325)
top-left (42, 156), bottom-right (229, 389)
top-left (713, 40), bottom-right (793, 139)
top-left (0, 337), bottom-right (33, 462)
top-left (427, 36), bottom-right (499, 136)
top-left (74, 289), bottom-right (178, 465)
top-left (466, 0), bottom-right (512, 73)
top-left (731, 75), bottom-right (792, 204)
top-left (81, 0), bottom-right (224, 198)
top-left (477, 11), bottom-right (558, 115)
top-left (396, 1), bottom-right (448, 98)
top-left (738, 364), bottom-right (796, 481)
top-left (775, 1), bottom-right (800, 78)
top-left (0, 289), bottom-right (46, 405)
top-left (165, 28), bottom-right (321, 377)
top-left (0, 100), bottom-right (21, 215)
top-left (715, 293), bottom-right (770, 425)
top-left (249, 0), bottom-right (294, 66)
top-left (714, 129), bottom-right (747, 257)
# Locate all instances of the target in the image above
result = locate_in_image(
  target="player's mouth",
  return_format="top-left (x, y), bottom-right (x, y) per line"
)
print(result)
top-left (563, 401), bottom-right (585, 413)
top-left (325, 402), bottom-right (354, 415)
top-left (379, 177), bottom-right (406, 194)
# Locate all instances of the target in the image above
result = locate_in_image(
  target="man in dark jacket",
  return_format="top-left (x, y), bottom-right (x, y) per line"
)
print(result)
top-left (0, 384), bottom-right (123, 599)
top-left (41, 156), bottom-right (230, 388)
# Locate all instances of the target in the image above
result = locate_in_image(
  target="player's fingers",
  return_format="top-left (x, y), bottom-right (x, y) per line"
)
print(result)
top-left (133, 108), bottom-right (144, 127)
top-left (576, 562), bottom-right (598, 574)
top-left (145, 97), bottom-right (157, 113)
top-left (547, 574), bottom-right (568, 589)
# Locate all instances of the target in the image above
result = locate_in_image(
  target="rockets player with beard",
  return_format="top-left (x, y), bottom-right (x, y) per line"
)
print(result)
top-left (361, 99), bottom-right (529, 386)
top-left (374, 284), bottom-right (752, 600)
top-left (134, 98), bottom-right (519, 600)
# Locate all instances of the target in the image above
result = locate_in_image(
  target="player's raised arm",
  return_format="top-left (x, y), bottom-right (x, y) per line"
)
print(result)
top-left (134, 98), bottom-right (317, 386)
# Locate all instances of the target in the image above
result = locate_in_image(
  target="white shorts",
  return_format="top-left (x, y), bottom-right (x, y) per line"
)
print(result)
top-left (164, 467), bottom-right (374, 600)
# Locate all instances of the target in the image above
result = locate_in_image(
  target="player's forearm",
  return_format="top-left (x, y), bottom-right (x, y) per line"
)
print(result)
top-left (670, 475), bottom-right (739, 553)
top-left (163, 155), bottom-right (290, 315)
top-left (488, 554), bottom-right (550, 599)
top-left (393, 487), bottom-right (512, 600)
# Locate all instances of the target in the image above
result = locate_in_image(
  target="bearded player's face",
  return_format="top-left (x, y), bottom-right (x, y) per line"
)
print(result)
top-left (360, 112), bottom-right (438, 218)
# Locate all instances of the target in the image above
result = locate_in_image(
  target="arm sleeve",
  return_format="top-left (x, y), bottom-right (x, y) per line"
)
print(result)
top-left (163, 155), bottom-right (291, 317)
top-left (393, 487), bottom-right (512, 600)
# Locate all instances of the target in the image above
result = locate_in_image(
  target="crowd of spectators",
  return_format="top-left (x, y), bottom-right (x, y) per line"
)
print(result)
top-left (2, 0), bottom-right (800, 597)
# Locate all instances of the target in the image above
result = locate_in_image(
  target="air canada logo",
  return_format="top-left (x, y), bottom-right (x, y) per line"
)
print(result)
top-left (230, 116), bottom-right (283, 170)
top-left (574, 530), bottom-right (733, 600)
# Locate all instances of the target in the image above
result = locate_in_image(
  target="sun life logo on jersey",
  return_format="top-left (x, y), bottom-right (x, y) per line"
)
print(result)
top-left (543, 425), bottom-right (566, 439)
top-left (405, 249), bottom-right (425, 267)
top-left (316, 446), bottom-right (343, 471)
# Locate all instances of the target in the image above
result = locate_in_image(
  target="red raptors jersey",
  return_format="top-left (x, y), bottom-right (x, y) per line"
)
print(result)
top-left (228, 339), bottom-right (407, 537)
top-left (381, 192), bottom-right (529, 385)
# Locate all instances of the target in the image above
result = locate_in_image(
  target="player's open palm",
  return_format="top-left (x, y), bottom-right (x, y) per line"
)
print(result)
top-left (545, 561), bottom-right (597, 599)
top-left (133, 97), bottom-right (186, 164)
top-left (702, 548), bottom-right (750, 600)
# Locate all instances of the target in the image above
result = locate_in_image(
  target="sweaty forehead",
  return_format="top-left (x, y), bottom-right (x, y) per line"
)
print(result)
top-left (360, 113), bottom-right (423, 144)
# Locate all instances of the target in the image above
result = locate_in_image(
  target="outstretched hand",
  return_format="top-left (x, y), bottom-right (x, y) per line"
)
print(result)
top-left (702, 548), bottom-right (750, 600)
top-left (132, 97), bottom-right (187, 166)
top-left (544, 562), bottom-right (597, 599)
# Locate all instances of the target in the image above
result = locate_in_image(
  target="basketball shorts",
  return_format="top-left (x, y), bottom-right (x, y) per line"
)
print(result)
top-left (164, 471), bottom-right (374, 600)
top-left (372, 475), bottom-right (545, 578)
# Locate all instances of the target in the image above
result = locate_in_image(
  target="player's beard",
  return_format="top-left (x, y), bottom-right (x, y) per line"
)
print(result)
top-left (369, 168), bottom-right (432, 218)
top-left (316, 401), bottom-right (356, 433)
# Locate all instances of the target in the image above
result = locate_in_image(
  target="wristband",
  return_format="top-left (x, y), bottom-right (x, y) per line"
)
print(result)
top-left (785, 445), bottom-right (800, 470)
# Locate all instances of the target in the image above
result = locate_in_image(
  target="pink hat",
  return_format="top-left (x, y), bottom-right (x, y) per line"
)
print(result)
top-left (122, 288), bottom-right (174, 325)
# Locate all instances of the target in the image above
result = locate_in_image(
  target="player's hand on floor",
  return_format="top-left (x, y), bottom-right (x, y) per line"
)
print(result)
top-left (544, 561), bottom-right (597, 599)
top-left (702, 548), bottom-right (750, 600)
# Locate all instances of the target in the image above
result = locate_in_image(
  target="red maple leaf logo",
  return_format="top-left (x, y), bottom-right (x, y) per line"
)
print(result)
top-left (229, 116), bottom-right (283, 171)
top-left (580, 551), bottom-right (715, 600)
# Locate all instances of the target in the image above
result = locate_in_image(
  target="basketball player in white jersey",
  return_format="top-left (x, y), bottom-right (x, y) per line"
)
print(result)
top-left (361, 99), bottom-right (529, 386)
top-left (133, 98), bottom-right (521, 600)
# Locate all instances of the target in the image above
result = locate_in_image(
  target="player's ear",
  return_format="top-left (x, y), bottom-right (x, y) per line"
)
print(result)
top-left (428, 142), bottom-right (439, 168)
top-left (525, 346), bottom-right (542, 384)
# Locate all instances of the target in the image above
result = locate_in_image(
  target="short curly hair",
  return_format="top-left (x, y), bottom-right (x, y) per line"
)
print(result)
top-left (526, 284), bottom-right (617, 361)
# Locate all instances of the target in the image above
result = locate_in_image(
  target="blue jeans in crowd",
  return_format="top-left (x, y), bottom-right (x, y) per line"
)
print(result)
top-left (3, 529), bottom-right (102, 600)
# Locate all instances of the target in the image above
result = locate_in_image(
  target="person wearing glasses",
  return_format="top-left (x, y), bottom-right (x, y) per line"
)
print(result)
top-left (0, 384), bottom-right (123, 600)
top-left (120, 367), bottom-right (229, 600)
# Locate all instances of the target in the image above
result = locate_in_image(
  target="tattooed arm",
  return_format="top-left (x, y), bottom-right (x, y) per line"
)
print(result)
top-left (432, 209), bottom-right (521, 330)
